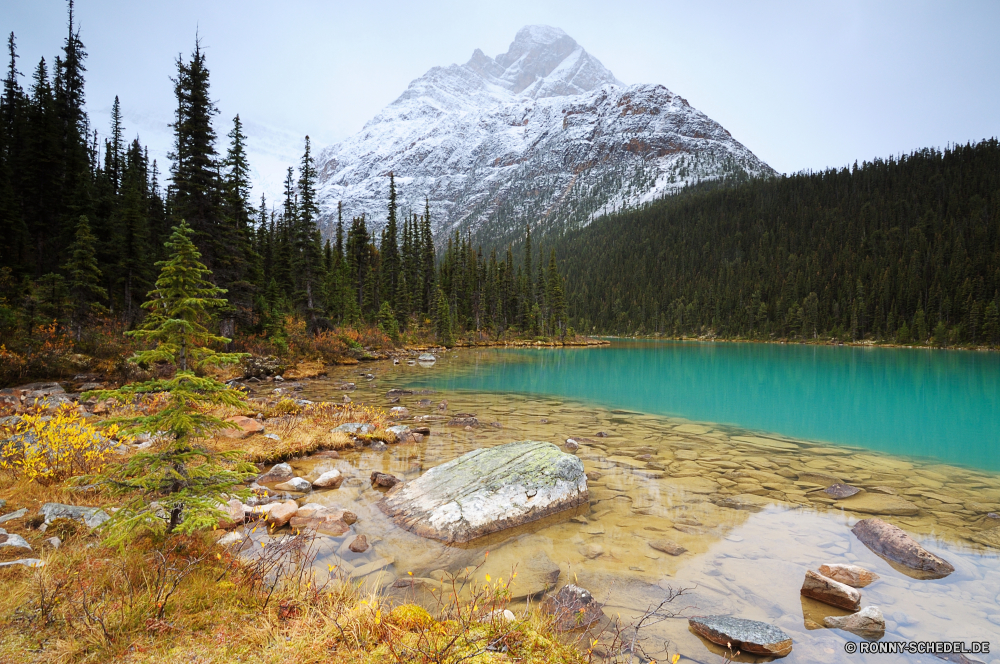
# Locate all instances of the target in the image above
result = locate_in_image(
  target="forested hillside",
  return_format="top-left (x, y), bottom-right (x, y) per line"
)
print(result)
top-left (557, 140), bottom-right (1000, 346)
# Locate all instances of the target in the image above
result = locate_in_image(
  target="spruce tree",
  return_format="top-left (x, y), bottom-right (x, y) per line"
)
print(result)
top-left (169, 39), bottom-right (224, 273)
top-left (434, 286), bottom-right (453, 346)
top-left (294, 136), bottom-right (325, 331)
top-left (381, 172), bottom-right (400, 309)
top-left (86, 220), bottom-right (254, 542)
top-left (63, 215), bottom-right (107, 341)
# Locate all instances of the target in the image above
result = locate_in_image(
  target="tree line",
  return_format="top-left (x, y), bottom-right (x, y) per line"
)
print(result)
top-left (0, 3), bottom-right (569, 354)
top-left (555, 139), bottom-right (1000, 346)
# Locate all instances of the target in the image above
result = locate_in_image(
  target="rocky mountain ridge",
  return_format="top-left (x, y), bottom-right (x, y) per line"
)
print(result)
top-left (315, 25), bottom-right (775, 248)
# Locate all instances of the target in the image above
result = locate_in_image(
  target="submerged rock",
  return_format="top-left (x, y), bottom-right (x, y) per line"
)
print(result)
top-left (716, 493), bottom-right (784, 512)
top-left (969, 525), bottom-right (1000, 549)
top-left (852, 518), bottom-right (954, 578)
top-left (447, 415), bottom-right (479, 428)
top-left (824, 483), bottom-right (861, 499)
top-left (378, 440), bottom-right (588, 543)
top-left (541, 584), bottom-right (605, 631)
top-left (800, 569), bottom-right (861, 610)
top-left (835, 493), bottom-right (920, 516)
top-left (823, 605), bottom-right (885, 639)
top-left (348, 534), bottom-right (369, 553)
top-left (818, 563), bottom-right (879, 588)
top-left (688, 615), bottom-right (793, 657)
top-left (371, 471), bottom-right (401, 488)
top-left (648, 539), bottom-right (687, 556)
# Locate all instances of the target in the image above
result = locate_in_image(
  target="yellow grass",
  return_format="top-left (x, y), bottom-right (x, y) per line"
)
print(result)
top-left (0, 398), bottom-right (589, 664)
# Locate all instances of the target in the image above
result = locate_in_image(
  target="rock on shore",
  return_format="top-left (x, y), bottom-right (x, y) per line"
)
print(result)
top-left (378, 440), bottom-right (588, 543)
top-left (851, 518), bottom-right (954, 579)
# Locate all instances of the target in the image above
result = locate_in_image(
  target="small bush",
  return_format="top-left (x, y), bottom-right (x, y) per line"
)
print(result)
top-left (0, 404), bottom-right (118, 483)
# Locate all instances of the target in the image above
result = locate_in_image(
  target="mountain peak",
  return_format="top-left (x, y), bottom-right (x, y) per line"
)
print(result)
top-left (463, 25), bottom-right (620, 98)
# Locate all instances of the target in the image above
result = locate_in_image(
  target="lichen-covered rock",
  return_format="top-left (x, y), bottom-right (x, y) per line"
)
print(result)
top-left (0, 533), bottom-right (32, 551)
top-left (800, 569), bottom-right (861, 610)
top-left (823, 606), bottom-right (885, 639)
top-left (851, 518), bottom-right (954, 578)
top-left (389, 406), bottom-right (410, 418)
top-left (386, 425), bottom-right (422, 444)
top-left (689, 615), bottom-right (793, 657)
top-left (39, 503), bottom-right (110, 529)
top-left (378, 440), bottom-right (587, 543)
top-left (818, 563), bottom-right (879, 588)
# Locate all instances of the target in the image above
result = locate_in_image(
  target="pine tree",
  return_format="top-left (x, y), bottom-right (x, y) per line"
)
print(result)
top-left (63, 215), bottom-right (107, 341)
top-left (421, 199), bottom-right (435, 314)
top-left (293, 136), bottom-right (325, 331)
top-left (434, 286), bottom-right (453, 346)
top-left (381, 172), bottom-right (400, 309)
top-left (85, 221), bottom-right (254, 542)
top-left (169, 39), bottom-right (224, 273)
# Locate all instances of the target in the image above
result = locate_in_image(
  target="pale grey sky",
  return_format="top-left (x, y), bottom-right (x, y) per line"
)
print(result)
top-left (5, 1), bottom-right (999, 202)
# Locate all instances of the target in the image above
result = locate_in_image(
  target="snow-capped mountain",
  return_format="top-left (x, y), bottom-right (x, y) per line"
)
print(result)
top-left (315, 25), bottom-right (774, 247)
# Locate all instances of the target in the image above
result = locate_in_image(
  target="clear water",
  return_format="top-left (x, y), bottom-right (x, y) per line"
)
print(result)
top-left (264, 349), bottom-right (1000, 664)
top-left (404, 341), bottom-right (1000, 471)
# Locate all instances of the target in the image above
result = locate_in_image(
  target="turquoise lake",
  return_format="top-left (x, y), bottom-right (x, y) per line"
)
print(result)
top-left (409, 341), bottom-right (1000, 471)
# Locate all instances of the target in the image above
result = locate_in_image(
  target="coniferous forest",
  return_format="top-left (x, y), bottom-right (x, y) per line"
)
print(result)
top-left (556, 140), bottom-right (1000, 346)
top-left (0, 8), bottom-right (573, 384)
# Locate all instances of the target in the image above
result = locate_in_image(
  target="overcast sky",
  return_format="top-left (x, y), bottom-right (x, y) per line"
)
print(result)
top-left (6, 0), bottom-right (999, 202)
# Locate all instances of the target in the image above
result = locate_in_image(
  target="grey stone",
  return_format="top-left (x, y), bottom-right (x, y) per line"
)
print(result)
top-left (379, 440), bottom-right (588, 543)
top-left (389, 406), bottom-right (410, 418)
top-left (417, 353), bottom-right (436, 363)
top-left (824, 605), bottom-right (885, 639)
top-left (257, 462), bottom-right (294, 484)
top-left (273, 477), bottom-right (311, 492)
top-left (0, 558), bottom-right (44, 568)
top-left (688, 615), bottom-right (793, 657)
top-left (332, 422), bottom-right (375, 435)
top-left (43, 536), bottom-right (61, 549)
top-left (852, 518), bottom-right (954, 579)
top-left (0, 533), bottom-right (31, 551)
top-left (39, 503), bottom-right (110, 529)
top-left (0, 508), bottom-right (28, 524)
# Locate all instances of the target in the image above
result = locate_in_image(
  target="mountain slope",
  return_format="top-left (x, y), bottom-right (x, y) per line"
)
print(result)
top-left (315, 25), bottom-right (775, 247)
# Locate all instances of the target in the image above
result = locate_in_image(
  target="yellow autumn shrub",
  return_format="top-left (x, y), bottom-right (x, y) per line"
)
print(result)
top-left (0, 404), bottom-right (118, 482)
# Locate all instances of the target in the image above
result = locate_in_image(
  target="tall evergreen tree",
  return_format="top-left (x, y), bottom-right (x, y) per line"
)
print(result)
top-left (62, 215), bottom-right (106, 341)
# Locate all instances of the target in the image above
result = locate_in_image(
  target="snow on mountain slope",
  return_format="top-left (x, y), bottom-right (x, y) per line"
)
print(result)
top-left (315, 25), bottom-right (774, 247)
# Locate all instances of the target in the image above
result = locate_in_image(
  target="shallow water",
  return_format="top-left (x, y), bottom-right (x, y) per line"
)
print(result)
top-left (406, 341), bottom-right (1000, 471)
top-left (256, 347), bottom-right (1000, 663)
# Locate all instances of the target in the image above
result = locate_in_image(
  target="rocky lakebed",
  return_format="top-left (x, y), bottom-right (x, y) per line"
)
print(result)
top-left (5, 349), bottom-right (1000, 663)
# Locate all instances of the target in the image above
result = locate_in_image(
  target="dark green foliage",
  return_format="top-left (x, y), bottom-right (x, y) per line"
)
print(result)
top-left (554, 140), bottom-right (1000, 345)
top-left (62, 215), bottom-right (107, 340)
top-left (129, 221), bottom-right (238, 372)
top-left (86, 221), bottom-right (253, 544)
